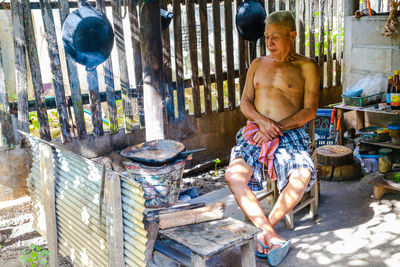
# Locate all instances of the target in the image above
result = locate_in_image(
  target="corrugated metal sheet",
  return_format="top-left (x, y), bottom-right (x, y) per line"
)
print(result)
top-left (24, 134), bottom-right (148, 266)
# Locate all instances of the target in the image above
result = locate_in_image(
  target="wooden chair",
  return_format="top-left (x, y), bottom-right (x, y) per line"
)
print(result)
top-left (246, 120), bottom-right (319, 229)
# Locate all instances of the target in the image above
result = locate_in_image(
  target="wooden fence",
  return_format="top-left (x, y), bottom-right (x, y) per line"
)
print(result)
top-left (0, 0), bottom-right (344, 148)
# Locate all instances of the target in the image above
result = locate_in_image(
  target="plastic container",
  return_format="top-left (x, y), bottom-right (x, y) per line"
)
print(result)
top-left (388, 123), bottom-right (400, 145)
top-left (313, 109), bottom-right (335, 147)
top-left (342, 92), bottom-right (384, 107)
top-left (359, 126), bottom-right (390, 142)
top-left (378, 148), bottom-right (392, 174)
top-left (123, 159), bottom-right (186, 208)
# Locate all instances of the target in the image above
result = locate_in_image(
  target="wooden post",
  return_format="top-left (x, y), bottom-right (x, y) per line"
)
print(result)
top-left (39, 143), bottom-right (59, 267)
top-left (299, 0), bottom-right (306, 56)
top-left (337, 108), bottom-right (344, 145)
top-left (191, 253), bottom-right (206, 267)
top-left (344, 0), bottom-right (359, 16)
top-left (0, 44), bottom-right (16, 150)
top-left (241, 237), bottom-right (256, 267)
top-left (104, 170), bottom-right (125, 266)
top-left (318, 0), bottom-right (326, 89)
top-left (212, 0), bottom-right (224, 112)
top-left (224, 0), bottom-right (235, 110)
top-left (237, 0), bottom-right (246, 98)
top-left (11, 0), bottom-right (29, 136)
top-left (139, 0), bottom-right (166, 140)
top-left (87, 68), bottom-right (104, 136)
top-left (326, 0), bottom-right (333, 88)
top-left (356, 110), bottom-right (365, 129)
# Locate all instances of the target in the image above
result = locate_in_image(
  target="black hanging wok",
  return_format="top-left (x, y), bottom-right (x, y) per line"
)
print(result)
top-left (62, 0), bottom-right (114, 69)
top-left (236, 0), bottom-right (266, 41)
top-left (120, 139), bottom-right (206, 166)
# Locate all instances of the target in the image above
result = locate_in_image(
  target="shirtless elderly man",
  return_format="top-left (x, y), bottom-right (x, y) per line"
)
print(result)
top-left (226, 10), bottom-right (319, 266)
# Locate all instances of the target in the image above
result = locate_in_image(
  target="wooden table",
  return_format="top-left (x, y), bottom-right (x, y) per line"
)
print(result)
top-left (155, 217), bottom-right (261, 267)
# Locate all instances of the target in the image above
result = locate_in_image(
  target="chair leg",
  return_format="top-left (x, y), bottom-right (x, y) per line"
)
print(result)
top-left (309, 180), bottom-right (319, 218)
top-left (285, 211), bottom-right (294, 230)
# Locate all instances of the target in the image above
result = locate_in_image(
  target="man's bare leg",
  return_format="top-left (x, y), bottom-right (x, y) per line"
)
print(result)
top-left (225, 158), bottom-right (286, 255)
top-left (268, 168), bottom-right (312, 228)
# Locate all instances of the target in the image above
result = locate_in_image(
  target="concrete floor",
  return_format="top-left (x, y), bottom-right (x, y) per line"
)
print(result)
top-left (154, 174), bottom-right (400, 266)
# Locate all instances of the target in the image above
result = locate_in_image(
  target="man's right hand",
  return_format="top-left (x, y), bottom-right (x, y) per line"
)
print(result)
top-left (257, 118), bottom-right (283, 141)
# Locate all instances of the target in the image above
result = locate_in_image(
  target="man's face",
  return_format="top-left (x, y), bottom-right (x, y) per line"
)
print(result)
top-left (264, 23), bottom-right (296, 58)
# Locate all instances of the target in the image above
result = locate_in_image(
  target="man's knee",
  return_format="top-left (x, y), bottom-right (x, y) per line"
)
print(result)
top-left (288, 168), bottom-right (311, 189)
top-left (225, 161), bottom-right (252, 187)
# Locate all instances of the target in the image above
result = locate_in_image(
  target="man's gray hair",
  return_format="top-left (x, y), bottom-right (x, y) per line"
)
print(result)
top-left (265, 10), bottom-right (296, 31)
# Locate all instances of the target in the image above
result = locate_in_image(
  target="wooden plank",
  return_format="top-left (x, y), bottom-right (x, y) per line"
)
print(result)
top-left (161, 0), bottom-right (175, 121)
top-left (87, 69), bottom-right (104, 136)
top-left (23, 0), bottom-right (51, 141)
top-left (128, 0), bottom-right (144, 126)
top-left (309, 0), bottom-right (316, 59)
top-left (186, 0), bottom-right (201, 117)
top-left (259, 0), bottom-right (266, 56)
top-left (96, 0), bottom-right (118, 134)
top-left (191, 253), bottom-right (206, 267)
top-left (39, 143), bottom-right (59, 267)
top-left (237, 0), bottom-right (246, 97)
top-left (0, 44), bottom-right (16, 149)
top-left (289, 0), bottom-right (296, 51)
top-left (139, 0), bottom-right (166, 140)
top-left (327, 0), bottom-right (333, 88)
top-left (173, 0), bottom-right (186, 119)
top-left (112, 0), bottom-right (134, 132)
top-left (199, 0), bottom-right (212, 114)
top-left (279, 0), bottom-right (285, 10)
top-left (224, 0), bottom-right (235, 109)
top-left (39, 0), bottom-right (71, 142)
top-left (335, 0), bottom-right (342, 86)
top-left (212, 0), bottom-right (224, 112)
top-left (58, 0), bottom-right (87, 138)
top-left (11, 0), bottom-right (29, 135)
top-left (241, 236), bottom-right (256, 267)
top-left (299, 0), bottom-right (306, 55)
top-left (268, 0), bottom-right (276, 13)
top-left (318, 0), bottom-right (326, 89)
top-left (104, 170), bottom-right (125, 266)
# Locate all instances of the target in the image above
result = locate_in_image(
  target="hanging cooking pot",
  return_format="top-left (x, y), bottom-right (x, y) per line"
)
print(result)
top-left (236, 0), bottom-right (266, 41)
top-left (62, 0), bottom-right (114, 69)
top-left (119, 139), bottom-right (207, 166)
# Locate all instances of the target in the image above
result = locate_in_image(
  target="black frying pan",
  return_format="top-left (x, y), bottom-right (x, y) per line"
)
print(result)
top-left (120, 139), bottom-right (206, 166)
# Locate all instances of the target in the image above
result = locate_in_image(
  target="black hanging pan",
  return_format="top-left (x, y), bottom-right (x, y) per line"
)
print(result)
top-left (235, 0), bottom-right (266, 42)
top-left (120, 139), bottom-right (206, 166)
top-left (62, 0), bottom-right (114, 69)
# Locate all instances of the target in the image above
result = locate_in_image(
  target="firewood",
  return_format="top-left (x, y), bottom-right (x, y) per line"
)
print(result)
top-left (159, 201), bottom-right (225, 229)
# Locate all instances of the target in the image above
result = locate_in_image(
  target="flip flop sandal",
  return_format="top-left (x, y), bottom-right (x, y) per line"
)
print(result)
top-left (255, 239), bottom-right (269, 259)
top-left (267, 240), bottom-right (291, 266)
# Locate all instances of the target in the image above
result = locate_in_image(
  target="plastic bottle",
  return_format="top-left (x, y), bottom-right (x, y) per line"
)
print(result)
top-left (391, 70), bottom-right (400, 110)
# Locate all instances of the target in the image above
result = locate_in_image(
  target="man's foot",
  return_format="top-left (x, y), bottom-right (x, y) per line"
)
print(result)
top-left (256, 233), bottom-right (269, 258)
top-left (267, 240), bottom-right (291, 266)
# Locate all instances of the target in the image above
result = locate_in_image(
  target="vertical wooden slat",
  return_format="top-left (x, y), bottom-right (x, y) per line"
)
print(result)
top-left (335, 0), bottom-right (342, 86)
top-left (279, 0), bottom-right (285, 10)
top-left (289, 0), bottom-right (296, 51)
top-left (224, 0), bottom-right (235, 109)
top-left (237, 0), bottom-right (246, 97)
top-left (0, 44), bottom-right (16, 149)
top-left (199, 0), bottom-right (212, 114)
top-left (112, 0), bottom-right (134, 132)
top-left (39, 143), bottom-right (59, 267)
top-left (173, 0), bottom-right (186, 118)
top-left (97, 0), bottom-right (118, 134)
top-left (212, 0), bottom-right (224, 112)
top-left (259, 0), bottom-right (266, 56)
top-left (58, 0), bottom-right (87, 138)
top-left (39, 0), bottom-right (71, 142)
top-left (309, 0), bottom-right (316, 59)
top-left (87, 69), bottom-right (103, 136)
top-left (186, 0), bottom-right (201, 117)
top-left (11, 0), bottom-right (29, 135)
top-left (128, 0), bottom-right (144, 126)
top-left (299, 0), bottom-right (306, 55)
top-left (268, 0), bottom-right (276, 13)
top-left (249, 41), bottom-right (257, 62)
top-left (326, 0), bottom-right (333, 88)
top-left (318, 0), bottom-right (326, 89)
top-left (161, 0), bottom-right (175, 120)
top-left (23, 0), bottom-right (51, 141)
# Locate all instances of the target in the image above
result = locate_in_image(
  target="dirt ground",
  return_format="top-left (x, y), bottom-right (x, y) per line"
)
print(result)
top-left (0, 162), bottom-right (227, 266)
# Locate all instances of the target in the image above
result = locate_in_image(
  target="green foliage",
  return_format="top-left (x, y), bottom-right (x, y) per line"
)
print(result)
top-left (214, 158), bottom-right (221, 176)
top-left (18, 244), bottom-right (49, 267)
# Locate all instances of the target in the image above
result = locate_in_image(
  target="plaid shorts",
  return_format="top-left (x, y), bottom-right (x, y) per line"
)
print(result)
top-left (230, 127), bottom-right (317, 193)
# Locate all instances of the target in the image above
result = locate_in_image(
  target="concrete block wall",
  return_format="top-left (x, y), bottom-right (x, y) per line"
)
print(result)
top-left (343, 16), bottom-right (400, 91)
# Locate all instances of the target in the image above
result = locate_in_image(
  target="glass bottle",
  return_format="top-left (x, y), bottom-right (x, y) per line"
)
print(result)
top-left (378, 148), bottom-right (392, 174)
top-left (391, 70), bottom-right (400, 110)
top-left (387, 75), bottom-right (393, 106)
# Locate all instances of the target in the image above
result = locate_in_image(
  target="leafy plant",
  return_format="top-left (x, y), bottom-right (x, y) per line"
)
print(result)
top-left (214, 158), bottom-right (221, 176)
top-left (18, 244), bottom-right (49, 267)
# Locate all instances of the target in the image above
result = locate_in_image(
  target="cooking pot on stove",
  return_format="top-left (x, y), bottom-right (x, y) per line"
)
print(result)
top-left (62, 0), bottom-right (114, 69)
top-left (236, 0), bottom-right (266, 41)
top-left (120, 139), bottom-right (206, 166)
